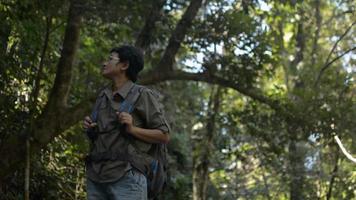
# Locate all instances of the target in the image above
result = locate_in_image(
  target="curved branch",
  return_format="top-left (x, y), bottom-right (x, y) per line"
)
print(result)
top-left (324, 21), bottom-right (355, 68)
top-left (314, 21), bottom-right (356, 86)
top-left (46, 0), bottom-right (84, 109)
top-left (334, 135), bottom-right (356, 163)
top-left (0, 0), bottom-right (86, 182)
top-left (31, 16), bottom-right (51, 111)
top-left (314, 46), bottom-right (356, 87)
top-left (139, 69), bottom-right (295, 121)
top-left (135, 0), bottom-right (166, 50)
top-left (311, 0), bottom-right (321, 67)
top-left (156, 0), bottom-right (205, 72)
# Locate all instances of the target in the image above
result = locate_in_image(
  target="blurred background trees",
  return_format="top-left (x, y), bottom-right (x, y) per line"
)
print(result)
top-left (0, 0), bottom-right (355, 199)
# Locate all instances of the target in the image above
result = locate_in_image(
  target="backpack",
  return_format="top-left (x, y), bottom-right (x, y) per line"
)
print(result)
top-left (87, 83), bottom-right (169, 199)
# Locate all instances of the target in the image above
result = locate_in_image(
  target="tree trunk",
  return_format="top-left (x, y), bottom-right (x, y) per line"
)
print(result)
top-left (193, 86), bottom-right (221, 200)
top-left (0, 0), bottom-right (85, 182)
top-left (0, 0), bottom-right (312, 183)
top-left (157, 0), bottom-right (205, 72)
top-left (134, 0), bottom-right (166, 50)
top-left (283, 5), bottom-right (307, 200)
top-left (0, 12), bottom-right (11, 57)
top-left (311, 0), bottom-right (322, 67)
top-left (0, 0), bottom-right (207, 183)
top-left (288, 131), bottom-right (306, 200)
top-left (326, 148), bottom-right (340, 200)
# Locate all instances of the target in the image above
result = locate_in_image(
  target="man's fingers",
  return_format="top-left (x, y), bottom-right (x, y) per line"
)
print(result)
top-left (117, 112), bottom-right (129, 117)
top-left (120, 116), bottom-right (131, 122)
top-left (85, 116), bottom-right (92, 123)
top-left (83, 122), bottom-right (90, 129)
top-left (116, 112), bottom-right (122, 120)
top-left (121, 119), bottom-right (129, 124)
top-left (117, 112), bottom-right (124, 120)
top-left (119, 116), bottom-right (128, 122)
top-left (83, 121), bottom-right (90, 127)
top-left (116, 112), bottom-right (133, 126)
top-left (83, 116), bottom-right (96, 129)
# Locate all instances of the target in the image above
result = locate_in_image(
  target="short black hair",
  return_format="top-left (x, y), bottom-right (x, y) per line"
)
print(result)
top-left (110, 45), bottom-right (144, 82)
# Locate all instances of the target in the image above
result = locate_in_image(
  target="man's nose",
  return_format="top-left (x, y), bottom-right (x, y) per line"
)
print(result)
top-left (102, 61), bottom-right (107, 67)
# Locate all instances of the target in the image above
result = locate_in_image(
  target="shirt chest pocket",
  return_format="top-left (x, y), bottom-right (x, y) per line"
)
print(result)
top-left (97, 98), bottom-right (118, 131)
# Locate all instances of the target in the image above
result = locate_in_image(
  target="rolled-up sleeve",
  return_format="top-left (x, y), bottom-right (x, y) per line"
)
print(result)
top-left (135, 89), bottom-right (171, 134)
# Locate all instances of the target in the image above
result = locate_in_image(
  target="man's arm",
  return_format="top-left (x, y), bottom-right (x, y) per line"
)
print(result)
top-left (129, 126), bottom-right (169, 144)
top-left (117, 112), bottom-right (170, 144)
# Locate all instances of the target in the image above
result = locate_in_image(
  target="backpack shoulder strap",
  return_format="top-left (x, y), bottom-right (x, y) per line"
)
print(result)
top-left (90, 85), bottom-right (108, 122)
top-left (119, 83), bottom-right (146, 113)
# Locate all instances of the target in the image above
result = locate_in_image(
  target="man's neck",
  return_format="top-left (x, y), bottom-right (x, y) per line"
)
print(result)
top-left (111, 76), bottom-right (130, 92)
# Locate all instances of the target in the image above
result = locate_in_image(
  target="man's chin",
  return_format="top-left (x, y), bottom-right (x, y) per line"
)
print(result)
top-left (101, 72), bottom-right (111, 79)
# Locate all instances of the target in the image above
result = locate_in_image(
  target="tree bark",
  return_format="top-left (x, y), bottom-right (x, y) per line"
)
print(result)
top-left (288, 130), bottom-right (306, 200)
top-left (45, 1), bottom-right (84, 110)
top-left (30, 16), bottom-right (52, 112)
top-left (0, 0), bottom-right (206, 182)
top-left (0, 12), bottom-right (11, 57)
top-left (192, 86), bottom-right (221, 200)
top-left (156, 0), bottom-right (205, 72)
top-left (0, 11), bottom-right (11, 80)
top-left (311, 0), bottom-right (321, 67)
top-left (0, 0), bottom-right (312, 183)
top-left (314, 21), bottom-right (356, 86)
top-left (139, 70), bottom-right (297, 123)
top-left (282, 6), bottom-right (307, 200)
top-left (0, 0), bottom-right (85, 182)
top-left (134, 0), bottom-right (166, 50)
top-left (326, 150), bottom-right (339, 200)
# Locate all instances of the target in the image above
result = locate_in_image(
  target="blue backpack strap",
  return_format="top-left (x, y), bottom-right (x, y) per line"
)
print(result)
top-left (90, 84), bottom-right (144, 129)
top-left (90, 94), bottom-right (104, 122)
top-left (119, 83), bottom-right (145, 114)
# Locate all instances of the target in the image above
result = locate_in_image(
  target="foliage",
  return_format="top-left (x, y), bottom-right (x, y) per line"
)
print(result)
top-left (0, 0), bottom-right (355, 199)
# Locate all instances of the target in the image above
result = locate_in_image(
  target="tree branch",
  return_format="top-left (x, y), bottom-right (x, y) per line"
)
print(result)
top-left (134, 0), bottom-right (166, 50)
top-left (311, 0), bottom-right (321, 67)
top-left (290, 8), bottom-right (305, 73)
top-left (326, 146), bottom-right (340, 200)
top-left (31, 16), bottom-right (51, 111)
top-left (45, 0), bottom-right (85, 110)
top-left (156, 0), bottom-right (205, 72)
top-left (324, 21), bottom-right (355, 69)
top-left (0, 0), bottom-right (86, 181)
top-left (138, 69), bottom-right (297, 121)
top-left (314, 21), bottom-right (355, 86)
top-left (314, 46), bottom-right (356, 87)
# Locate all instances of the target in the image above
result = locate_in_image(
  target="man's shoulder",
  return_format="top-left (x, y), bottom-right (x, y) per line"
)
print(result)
top-left (95, 83), bottom-right (111, 98)
top-left (134, 84), bottom-right (162, 98)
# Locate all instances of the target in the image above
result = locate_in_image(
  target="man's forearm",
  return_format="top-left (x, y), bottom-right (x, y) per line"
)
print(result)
top-left (129, 126), bottom-right (170, 144)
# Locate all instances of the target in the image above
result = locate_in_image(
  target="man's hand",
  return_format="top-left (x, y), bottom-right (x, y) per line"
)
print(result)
top-left (116, 112), bottom-right (169, 144)
top-left (116, 112), bottom-right (135, 134)
top-left (83, 116), bottom-right (97, 130)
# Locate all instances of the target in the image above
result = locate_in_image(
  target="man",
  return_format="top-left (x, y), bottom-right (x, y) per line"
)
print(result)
top-left (83, 45), bottom-right (171, 200)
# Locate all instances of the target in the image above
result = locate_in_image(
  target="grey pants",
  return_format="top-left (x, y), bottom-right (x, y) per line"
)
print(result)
top-left (87, 168), bottom-right (147, 200)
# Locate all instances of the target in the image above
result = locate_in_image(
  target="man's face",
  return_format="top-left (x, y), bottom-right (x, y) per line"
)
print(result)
top-left (101, 52), bottom-right (127, 79)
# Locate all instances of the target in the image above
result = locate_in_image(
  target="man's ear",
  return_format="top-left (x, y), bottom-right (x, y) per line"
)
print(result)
top-left (121, 61), bottom-right (129, 71)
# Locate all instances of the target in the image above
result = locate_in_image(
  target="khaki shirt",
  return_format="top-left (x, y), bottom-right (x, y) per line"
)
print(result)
top-left (86, 80), bottom-right (171, 183)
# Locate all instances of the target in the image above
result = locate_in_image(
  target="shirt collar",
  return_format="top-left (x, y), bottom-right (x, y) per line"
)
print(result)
top-left (103, 80), bottom-right (135, 99)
